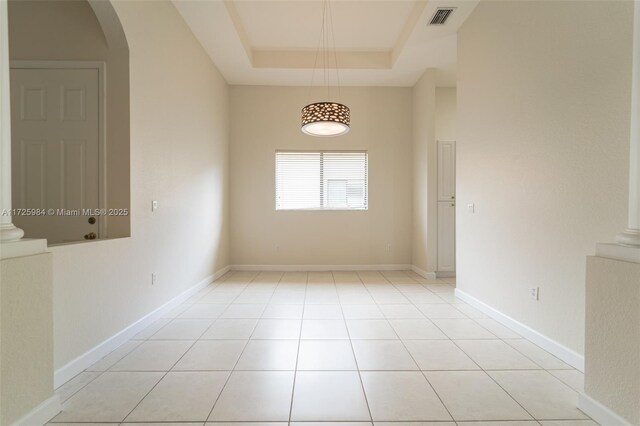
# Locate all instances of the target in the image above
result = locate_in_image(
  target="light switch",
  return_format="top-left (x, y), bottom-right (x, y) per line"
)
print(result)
top-left (152, 200), bottom-right (158, 212)
top-left (467, 203), bottom-right (475, 214)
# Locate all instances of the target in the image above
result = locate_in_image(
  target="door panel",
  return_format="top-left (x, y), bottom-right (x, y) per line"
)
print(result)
top-left (10, 67), bottom-right (100, 244)
top-left (21, 86), bottom-right (47, 121)
top-left (61, 139), bottom-right (87, 209)
top-left (20, 140), bottom-right (47, 208)
top-left (61, 87), bottom-right (86, 121)
top-left (438, 141), bottom-right (456, 201)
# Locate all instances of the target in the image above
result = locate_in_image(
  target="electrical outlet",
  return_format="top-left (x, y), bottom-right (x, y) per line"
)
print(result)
top-left (152, 273), bottom-right (157, 285)
top-left (152, 200), bottom-right (158, 212)
top-left (530, 287), bottom-right (539, 300)
top-left (467, 203), bottom-right (475, 213)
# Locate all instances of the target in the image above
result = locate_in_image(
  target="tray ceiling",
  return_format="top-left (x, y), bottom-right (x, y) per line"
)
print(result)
top-left (173, 0), bottom-right (479, 87)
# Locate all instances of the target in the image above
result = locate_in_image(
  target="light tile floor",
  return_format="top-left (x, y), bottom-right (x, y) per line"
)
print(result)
top-left (50, 270), bottom-right (597, 426)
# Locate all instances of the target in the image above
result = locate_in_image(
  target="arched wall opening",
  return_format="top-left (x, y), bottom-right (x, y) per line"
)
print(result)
top-left (8, 0), bottom-right (130, 243)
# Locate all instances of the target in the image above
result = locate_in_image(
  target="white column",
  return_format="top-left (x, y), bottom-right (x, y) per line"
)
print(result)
top-left (0, 0), bottom-right (24, 242)
top-left (617, 1), bottom-right (640, 247)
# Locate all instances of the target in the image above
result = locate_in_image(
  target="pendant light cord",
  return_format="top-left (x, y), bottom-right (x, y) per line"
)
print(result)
top-left (307, 0), bottom-right (342, 104)
top-left (325, 0), bottom-right (329, 100)
top-left (328, 0), bottom-right (341, 101)
top-left (308, 0), bottom-right (325, 103)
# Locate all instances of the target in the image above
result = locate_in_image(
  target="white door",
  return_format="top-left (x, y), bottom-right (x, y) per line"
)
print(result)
top-left (437, 141), bottom-right (456, 272)
top-left (10, 67), bottom-right (100, 244)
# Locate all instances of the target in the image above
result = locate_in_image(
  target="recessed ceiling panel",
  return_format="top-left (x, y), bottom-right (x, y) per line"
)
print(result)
top-left (233, 0), bottom-right (417, 50)
top-left (172, 0), bottom-right (480, 86)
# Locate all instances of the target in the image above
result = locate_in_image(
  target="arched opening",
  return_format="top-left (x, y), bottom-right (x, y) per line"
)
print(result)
top-left (8, 0), bottom-right (130, 244)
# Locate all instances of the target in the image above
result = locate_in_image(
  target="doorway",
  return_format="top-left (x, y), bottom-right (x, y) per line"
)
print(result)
top-left (10, 62), bottom-right (104, 245)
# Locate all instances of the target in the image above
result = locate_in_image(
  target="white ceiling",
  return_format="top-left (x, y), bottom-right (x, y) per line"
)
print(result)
top-left (235, 1), bottom-right (416, 50)
top-left (173, 0), bottom-right (479, 87)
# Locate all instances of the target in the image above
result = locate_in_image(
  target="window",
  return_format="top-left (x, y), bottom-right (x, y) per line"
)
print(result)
top-left (276, 151), bottom-right (368, 210)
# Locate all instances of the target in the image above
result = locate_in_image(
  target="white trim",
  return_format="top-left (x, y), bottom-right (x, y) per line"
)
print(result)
top-left (579, 392), bottom-right (632, 426)
top-left (0, 238), bottom-right (47, 259)
top-left (9, 60), bottom-right (108, 238)
top-left (436, 271), bottom-right (456, 278)
top-left (231, 264), bottom-right (412, 272)
top-left (411, 264), bottom-right (437, 279)
top-left (53, 265), bottom-right (231, 388)
top-left (11, 394), bottom-right (61, 426)
top-left (596, 243), bottom-right (640, 264)
top-left (455, 288), bottom-right (585, 371)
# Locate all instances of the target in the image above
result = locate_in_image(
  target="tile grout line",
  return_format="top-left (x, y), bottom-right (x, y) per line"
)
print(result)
top-left (153, 272), bottom-right (234, 340)
top-left (56, 341), bottom-right (141, 406)
top-left (428, 299), bottom-right (578, 373)
top-left (339, 271), bottom-right (375, 423)
top-left (385, 272), bottom-right (573, 423)
top-left (360, 270), bottom-right (457, 423)
top-left (447, 338), bottom-right (540, 422)
top-left (128, 270), bottom-right (254, 423)
top-left (76, 367), bottom-right (573, 373)
top-left (203, 270), bottom-right (276, 423)
top-left (545, 369), bottom-right (585, 392)
top-left (287, 271), bottom-right (309, 423)
top-left (480, 369), bottom-right (544, 422)
top-left (401, 271), bottom-right (584, 423)
top-left (388, 274), bottom-right (489, 390)
top-left (501, 336), bottom-right (574, 371)
top-left (117, 272), bottom-right (238, 424)
top-left (447, 297), bottom-right (586, 418)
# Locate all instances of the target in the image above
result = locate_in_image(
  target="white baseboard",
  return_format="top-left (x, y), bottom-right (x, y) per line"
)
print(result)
top-left (410, 265), bottom-right (437, 279)
top-left (54, 265), bottom-right (231, 388)
top-left (231, 264), bottom-right (412, 272)
top-left (455, 288), bottom-right (585, 371)
top-left (11, 394), bottom-right (61, 426)
top-left (578, 392), bottom-right (632, 426)
top-left (436, 271), bottom-right (456, 278)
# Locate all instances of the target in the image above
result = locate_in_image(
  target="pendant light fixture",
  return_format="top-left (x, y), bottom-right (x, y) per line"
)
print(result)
top-left (301, 0), bottom-right (350, 137)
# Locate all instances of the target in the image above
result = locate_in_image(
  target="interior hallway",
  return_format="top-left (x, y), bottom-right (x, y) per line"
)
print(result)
top-left (51, 270), bottom-right (592, 425)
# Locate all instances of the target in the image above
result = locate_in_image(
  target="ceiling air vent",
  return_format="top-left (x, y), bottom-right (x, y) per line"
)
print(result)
top-left (429, 7), bottom-right (455, 25)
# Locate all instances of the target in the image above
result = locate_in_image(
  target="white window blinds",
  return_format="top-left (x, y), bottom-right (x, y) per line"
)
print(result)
top-left (276, 151), bottom-right (368, 211)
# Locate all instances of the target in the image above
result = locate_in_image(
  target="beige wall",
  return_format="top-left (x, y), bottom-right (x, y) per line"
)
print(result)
top-left (411, 70), bottom-right (436, 273)
top-left (229, 85), bottom-right (412, 266)
top-left (584, 256), bottom-right (640, 425)
top-left (50, 0), bottom-right (230, 369)
top-left (1, 253), bottom-right (54, 425)
top-left (436, 87), bottom-right (456, 143)
top-left (8, 0), bottom-right (131, 237)
top-left (457, 1), bottom-right (632, 354)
